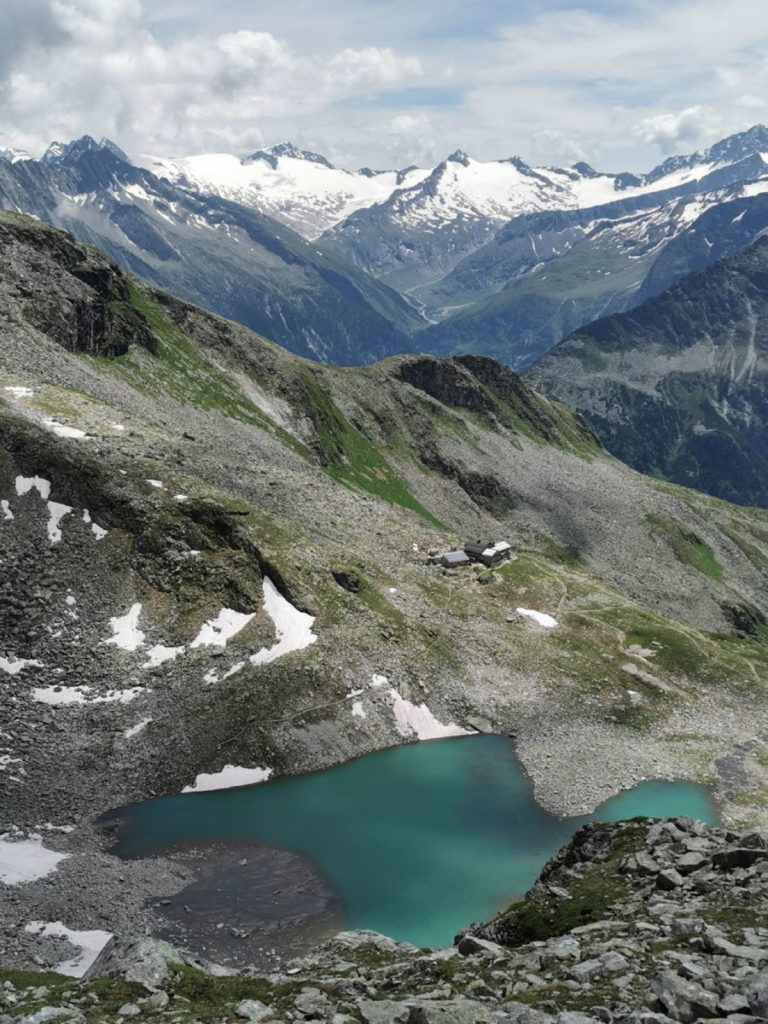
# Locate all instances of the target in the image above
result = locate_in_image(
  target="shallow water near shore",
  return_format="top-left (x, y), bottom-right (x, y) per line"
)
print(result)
top-left (108, 735), bottom-right (717, 949)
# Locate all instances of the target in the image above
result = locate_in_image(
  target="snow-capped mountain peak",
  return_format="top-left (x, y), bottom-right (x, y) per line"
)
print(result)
top-left (446, 149), bottom-right (472, 167)
top-left (244, 141), bottom-right (335, 170)
top-left (41, 136), bottom-right (130, 167)
top-left (644, 124), bottom-right (768, 186)
top-left (140, 146), bottom-right (429, 239)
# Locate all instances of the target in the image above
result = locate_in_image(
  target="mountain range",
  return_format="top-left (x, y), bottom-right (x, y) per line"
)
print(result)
top-left (4, 127), bottom-right (768, 506)
top-left (3, 127), bottom-right (768, 373)
top-left (0, 136), bottom-right (419, 365)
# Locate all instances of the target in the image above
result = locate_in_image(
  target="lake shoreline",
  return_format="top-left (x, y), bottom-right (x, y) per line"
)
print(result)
top-left (104, 734), bottom-right (717, 952)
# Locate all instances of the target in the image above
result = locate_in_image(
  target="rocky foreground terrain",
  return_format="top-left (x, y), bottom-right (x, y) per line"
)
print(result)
top-left (3, 817), bottom-right (768, 1023)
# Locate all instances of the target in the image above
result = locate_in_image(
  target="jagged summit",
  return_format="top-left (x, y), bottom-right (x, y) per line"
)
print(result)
top-left (446, 149), bottom-right (472, 166)
top-left (41, 135), bottom-right (130, 166)
top-left (244, 141), bottom-right (335, 169)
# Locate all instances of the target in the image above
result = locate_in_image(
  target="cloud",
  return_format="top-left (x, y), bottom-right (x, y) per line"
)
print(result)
top-left (635, 105), bottom-right (718, 152)
top-left (0, 0), bottom-right (423, 157)
top-left (1, 0), bottom-right (768, 171)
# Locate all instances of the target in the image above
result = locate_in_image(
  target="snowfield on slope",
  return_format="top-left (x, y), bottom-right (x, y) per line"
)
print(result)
top-left (0, 835), bottom-right (68, 884)
top-left (142, 148), bottom-right (430, 239)
top-left (249, 578), bottom-right (317, 666)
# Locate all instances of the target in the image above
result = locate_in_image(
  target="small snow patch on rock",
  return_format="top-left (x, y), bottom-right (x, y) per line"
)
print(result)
top-left (191, 608), bottom-right (255, 648)
top-left (44, 419), bottom-right (87, 439)
top-left (16, 475), bottom-right (51, 500)
top-left (516, 607), bottom-right (558, 628)
top-left (104, 603), bottom-right (145, 652)
top-left (143, 644), bottom-right (184, 668)
top-left (124, 718), bottom-right (152, 739)
top-left (24, 921), bottom-right (113, 978)
top-left (389, 690), bottom-right (472, 741)
top-left (183, 765), bottom-right (273, 793)
top-left (46, 501), bottom-right (72, 543)
top-left (0, 655), bottom-right (42, 675)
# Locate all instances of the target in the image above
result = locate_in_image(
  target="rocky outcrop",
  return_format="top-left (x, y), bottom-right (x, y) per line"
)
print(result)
top-left (0, 215), bottom-right (156, 358)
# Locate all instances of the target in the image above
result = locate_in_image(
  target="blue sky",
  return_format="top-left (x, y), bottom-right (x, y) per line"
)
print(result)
top-left (1, 0), bottom-right (768, 171)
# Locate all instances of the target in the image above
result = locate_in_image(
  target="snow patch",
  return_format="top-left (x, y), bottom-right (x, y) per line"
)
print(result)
top-left (146, 479), bottom-right (165, 489)
top-left (1, 499), bottom-right (12, 520)
top-left (182, 764), bottom-right (273, 793)
top-left (250, 578), bottom-right (317, 666)
top-left (104, 603), bottom-right (145, 651)
top-left (44, 419), bottom-right (87, 439)
top-left (0, 835), bottom-right (67, 884)
top-left (3, 386), bottom-right (34, 399)
top-left (389, 690), bottom-right (471, 741)
top-left (351, 701), bottom-right (366, 719)
top-left (191, 608), bottom-right (255, 648)
top-left (32, 685), bottom-right (144, 706)
top-left (46, 501), bottom-right (72, 543)
top-left (82, 509), bottom-right (107, 540)
top-left (24, 921), bottom-right (113, 978)
top-left (15, 475), bottom-right (51, 500)
top-left (516, 607), bottom-right (558, 629)
top-left (0, 656), bottom-right (41, 675)
top-left (371, 674), bottom-right (388, 687)
top-left (143, 644), bottom-right (184, 668)
top-left (124, 717), bottom-right (152, 738)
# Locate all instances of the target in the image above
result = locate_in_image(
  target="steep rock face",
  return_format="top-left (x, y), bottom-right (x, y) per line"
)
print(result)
top-left (393, 354), bottom-right (597, 448)
top-left (0, 213), bottom-right (156, 357)
top-left (529, 236), bottom-right (768, 507)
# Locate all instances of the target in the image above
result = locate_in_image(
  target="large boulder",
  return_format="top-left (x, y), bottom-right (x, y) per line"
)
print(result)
top-left (82, 934), bottom-right (231, 990)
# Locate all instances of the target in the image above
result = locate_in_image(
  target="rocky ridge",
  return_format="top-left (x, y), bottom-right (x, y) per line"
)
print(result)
top-left (3, 818), bottom-right (768, 1023)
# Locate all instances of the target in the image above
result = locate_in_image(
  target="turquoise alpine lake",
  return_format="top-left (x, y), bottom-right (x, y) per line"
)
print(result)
top-left (109, 735), bottom-right (717, 948)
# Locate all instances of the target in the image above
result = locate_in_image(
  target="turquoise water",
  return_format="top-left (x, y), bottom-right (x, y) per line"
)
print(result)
top-left (109, 735), bottom-right (717, 948)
